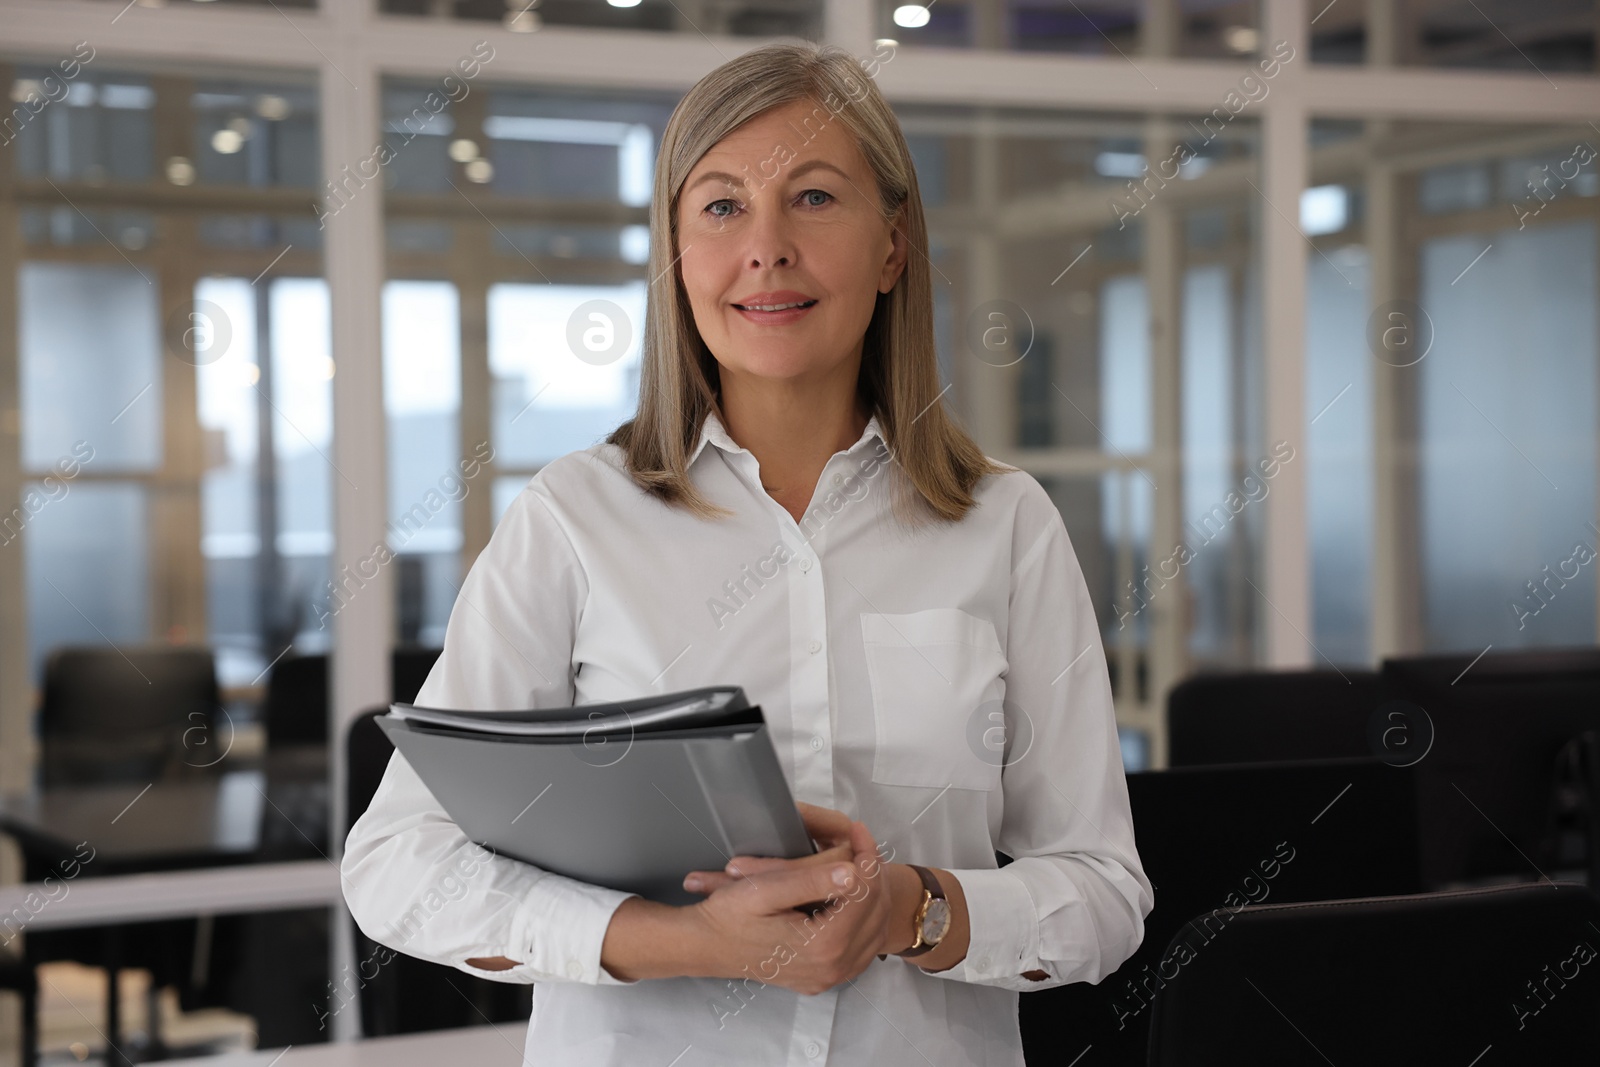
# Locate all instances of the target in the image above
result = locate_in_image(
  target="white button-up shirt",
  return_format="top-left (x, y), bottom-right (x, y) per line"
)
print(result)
top-left (342, 409), bottom-right (1153, 1066)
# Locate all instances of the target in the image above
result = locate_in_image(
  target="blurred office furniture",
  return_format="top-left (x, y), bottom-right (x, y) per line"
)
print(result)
top-left (1379, 647), bottom-right (1600, 889)
top-left (1163, 652), bottom-right (1600, 891)
top-left (1018, 758), bottom-right (1420, 1067)
top-left (262, 648), bottom-right (442, 751)
top-left (191, 646), bottom-right (445, 1045)
top-left (1145, 882), bottom-right (1600, 1065)
top-left (0, 948), bottom-right (39, 1067)
top-left (391, 646), bottom-right (441, 705)
top-left (20, 645), bottom-right (228, 1063)
top-left (37, 646), bottom-right (221, 788)
top-left (1165, 669), bottom-right (1390, 767)
top-left (1548, 730), bottom-right (1600, 891)
top-left (262, 654), bottom-right (331, 751)
top-left (0, 770), bottom-right (264, 1065)
top-left (344, 708), bottom-right (531, 1037)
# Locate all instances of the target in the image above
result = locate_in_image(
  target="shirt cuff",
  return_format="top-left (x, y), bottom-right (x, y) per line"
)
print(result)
top-left (922, 867), bottom-right (1042, 985)
top-left (477, 872), bottom-right (641, 986)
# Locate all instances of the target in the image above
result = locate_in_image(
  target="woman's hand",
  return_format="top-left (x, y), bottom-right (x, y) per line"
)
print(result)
top-left (679, 804), bottom-right (898, 995)
top-left (682, 801), bottom-right (872, 894)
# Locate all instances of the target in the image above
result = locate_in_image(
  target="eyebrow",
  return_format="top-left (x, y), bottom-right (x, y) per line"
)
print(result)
top-left (686, 158), bottom-right (853, 194)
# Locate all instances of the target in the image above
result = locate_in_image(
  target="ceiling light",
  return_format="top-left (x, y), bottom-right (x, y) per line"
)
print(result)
top-left (893, 5), bottom-right (930, 29)
top-left (256, 94), bottom-right (291, 121)
top-left (1223, 26), bottom-right (1258, 53)
top-left (166, 156), bottom-right (196, 185)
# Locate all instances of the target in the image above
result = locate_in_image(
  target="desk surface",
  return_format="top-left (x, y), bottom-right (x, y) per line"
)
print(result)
top-left (0, 770), bottom-right (264, 869)
top-left (193, 1025), bottom-right (524, 1066)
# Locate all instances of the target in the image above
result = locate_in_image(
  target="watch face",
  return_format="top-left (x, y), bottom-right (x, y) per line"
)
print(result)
top-left (921, 898), bottom-right (952, 944)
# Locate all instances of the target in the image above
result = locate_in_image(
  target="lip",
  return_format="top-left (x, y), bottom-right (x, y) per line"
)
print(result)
top-left (732, 290), bottom-right (816, 308)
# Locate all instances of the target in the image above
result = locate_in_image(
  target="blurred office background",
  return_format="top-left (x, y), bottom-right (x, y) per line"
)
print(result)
top-left (1, 0), bottom-right (1598, 1063)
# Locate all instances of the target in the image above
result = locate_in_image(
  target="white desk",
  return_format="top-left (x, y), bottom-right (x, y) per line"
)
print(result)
top-left (192, 1025), bottom-right (525, 1066)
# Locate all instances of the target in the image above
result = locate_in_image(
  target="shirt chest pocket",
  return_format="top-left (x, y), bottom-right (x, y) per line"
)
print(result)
top-left (860, 608), bottom-right (1008, 792)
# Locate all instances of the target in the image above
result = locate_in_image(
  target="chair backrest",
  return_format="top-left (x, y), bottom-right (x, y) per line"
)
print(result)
top-left (262, 653), bottom-right (329, 748)
top-left (391, 645), bottom-right (442, 706)
top-left (265, 648), bottom-right (442, 751)
top-left (39, 645), bottom-right (220, 786)
top-left (1381, 647), bottom-right (1600, 887)
top-left (1166, 668), bottom-right (1392, 767)
top-left (343, 707), bottom-right (530, 1037)
top-left (1146, 882), bottom-right (1600, 1065)
top-left (1019, 757), bottom-right (1420, 1067)
top-left (345, 708), bottom-right (393, 832)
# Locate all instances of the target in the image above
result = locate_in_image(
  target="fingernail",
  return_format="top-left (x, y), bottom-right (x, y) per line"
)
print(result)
top-left (684, 875), bottom-right (702, 891)
top-left (833, 866), bottom-right (853, 888)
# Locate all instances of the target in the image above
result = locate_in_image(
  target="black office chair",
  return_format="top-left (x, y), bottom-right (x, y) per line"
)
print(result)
top-left (37, 645), bottom-right (221, 787)
top-left (261, 653), bottom-right (330, 749)
top-left (261, 647), bottom-right (442, 750)
top-left (391, 646), bottom-right (442, 705)
top-left (1018, 757), bottom-right (1421, 1067)
top-left (26, 645), bottom-right (219, 1062)
top-left (1381, 647), bottom-right (1600, 888)
top-left (345, 708), bottom-right (531, 1037)
top-left (1165, 668), bottom-right (1393, 767)
top-left (1146, 882), bottom-right (1600, 1065)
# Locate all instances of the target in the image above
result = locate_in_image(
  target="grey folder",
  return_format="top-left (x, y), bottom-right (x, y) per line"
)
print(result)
top-left (377, 685), bottom-right (816, 906)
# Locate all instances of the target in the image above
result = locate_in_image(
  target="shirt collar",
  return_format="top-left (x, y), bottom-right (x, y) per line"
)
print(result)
top-left (687, 407), bottom-right (885, 468)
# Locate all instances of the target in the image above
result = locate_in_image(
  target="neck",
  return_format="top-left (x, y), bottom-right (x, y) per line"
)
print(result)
top-left (716, 378), bottom-right (869, 493)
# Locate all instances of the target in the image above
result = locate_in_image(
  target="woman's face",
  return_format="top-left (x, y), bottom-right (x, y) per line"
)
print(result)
top-left (675, 97), bottom-right (907, 392)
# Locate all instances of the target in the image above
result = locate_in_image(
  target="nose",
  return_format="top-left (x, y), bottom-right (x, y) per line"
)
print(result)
top-left (743, 199), bottom-right (797, 270)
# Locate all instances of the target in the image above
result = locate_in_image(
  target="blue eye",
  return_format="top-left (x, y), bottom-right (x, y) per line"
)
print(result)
top-left (801, 189), bottom-right (833, 207)
top-left (705, 200), bottom-right (735, 218)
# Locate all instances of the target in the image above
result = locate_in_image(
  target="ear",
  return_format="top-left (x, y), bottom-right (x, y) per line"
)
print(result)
top-left (878, 208), bottom-right (909, 294)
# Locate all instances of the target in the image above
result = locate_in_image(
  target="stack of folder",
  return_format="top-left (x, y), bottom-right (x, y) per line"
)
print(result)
top-left (379, 686), bottom-right (816, 905)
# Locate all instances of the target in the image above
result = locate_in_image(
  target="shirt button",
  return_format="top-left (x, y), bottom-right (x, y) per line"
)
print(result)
top-left (979, 956), bottom-right (991, 970)
top-left (799, 557), bottom-right (813, 572)
top-left (809, 735), bottom-right (823, 751)
top-left (831, 473), bottom-right (844, 486)
top-left (805, 1042), bottom-right (821, 1058)
top-left (565, 958), bottom-right (583, 979)
top-left (807, 639), bottom-right (821, 654)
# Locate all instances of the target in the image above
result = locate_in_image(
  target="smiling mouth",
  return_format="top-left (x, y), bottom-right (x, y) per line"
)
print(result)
top-left (732, 299), bottom-right (818, 312)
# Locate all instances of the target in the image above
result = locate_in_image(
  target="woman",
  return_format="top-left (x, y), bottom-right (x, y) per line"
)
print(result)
top-left (342, 40), bottom-right (1152, 1066)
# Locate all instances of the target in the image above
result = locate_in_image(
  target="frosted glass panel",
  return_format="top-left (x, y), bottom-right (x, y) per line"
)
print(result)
top-left (1419, 222), bottom-right (1597, 651)
top-left (24, 482), bottom-right (148, 678)
top-left (1306, 247), bottom-right (1374, 666)
top-left (19, 262), bottom-right (161, 472)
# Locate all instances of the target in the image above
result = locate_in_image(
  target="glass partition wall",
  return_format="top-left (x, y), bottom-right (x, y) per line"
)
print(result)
top-left (3, 0), bottom-right (1599, 1054)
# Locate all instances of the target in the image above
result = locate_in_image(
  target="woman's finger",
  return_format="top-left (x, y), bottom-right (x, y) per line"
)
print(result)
top-left (795, 801), bottom-right (855, 847)
top-left (726, 841), bottom-right (851, 878)
top-left (682, 870), bottom-right (737, 894)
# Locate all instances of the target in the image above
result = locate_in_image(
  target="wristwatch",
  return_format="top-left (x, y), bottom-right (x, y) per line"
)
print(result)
top-left (896, 865), bottom-right (952, 958)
